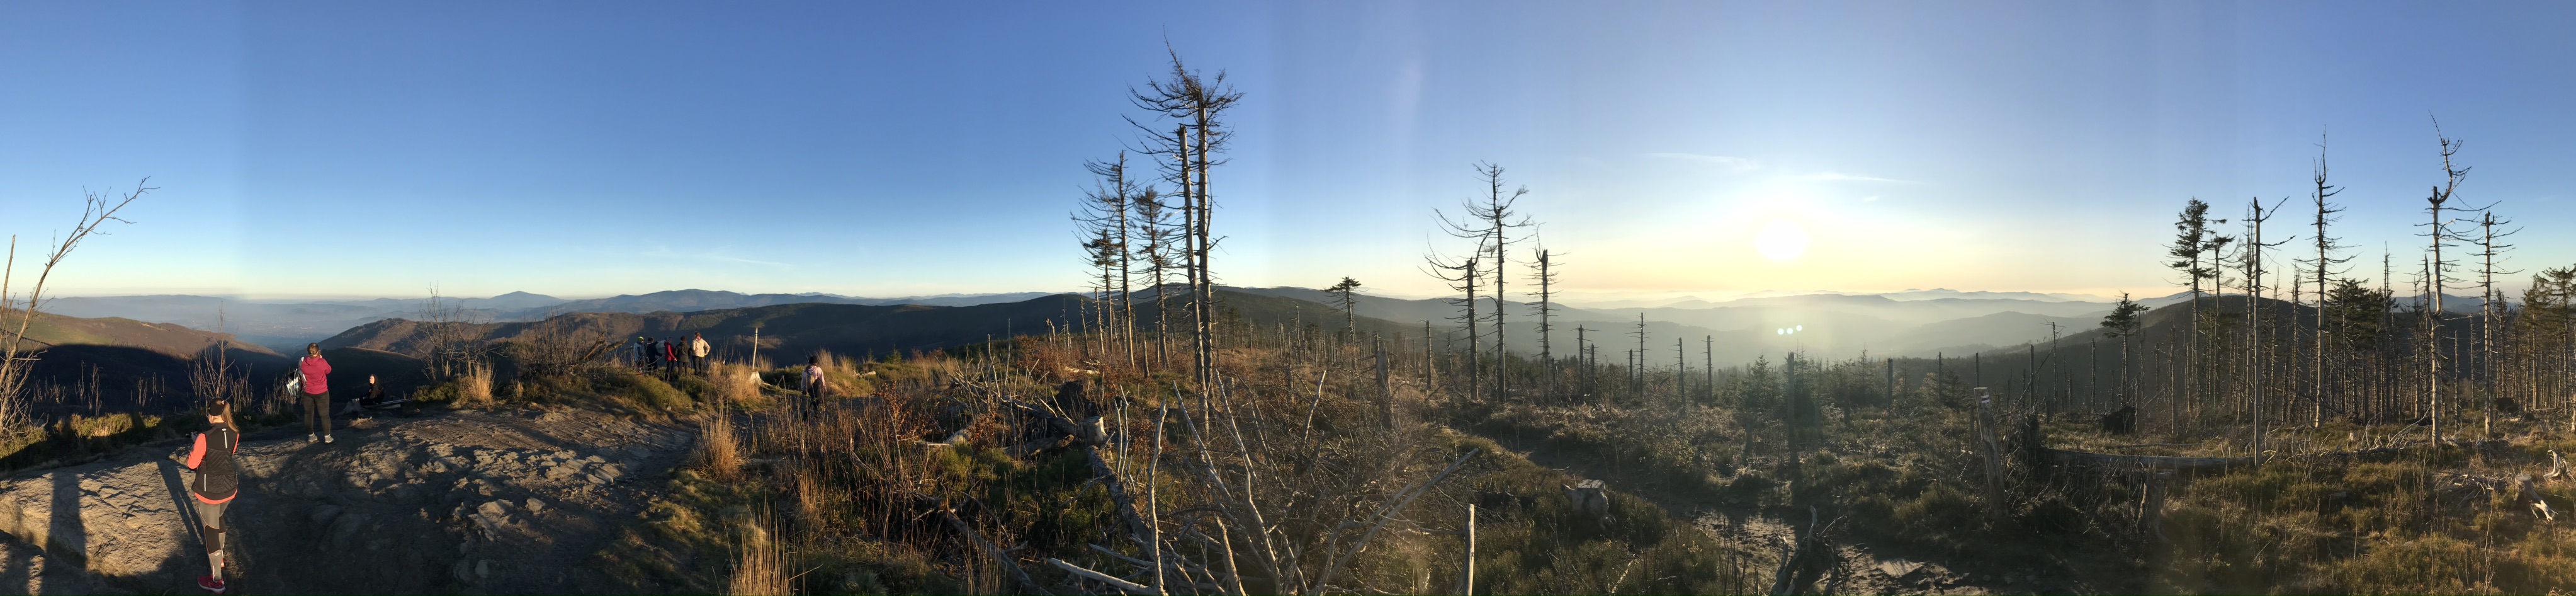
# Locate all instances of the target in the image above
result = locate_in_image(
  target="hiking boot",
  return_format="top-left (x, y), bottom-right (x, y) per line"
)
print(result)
top-left (197, 575), bottom-right (227, 593)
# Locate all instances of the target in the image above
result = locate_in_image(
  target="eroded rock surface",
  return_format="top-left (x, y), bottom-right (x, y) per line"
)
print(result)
top-left (0, 408), bottom-right (694, 594)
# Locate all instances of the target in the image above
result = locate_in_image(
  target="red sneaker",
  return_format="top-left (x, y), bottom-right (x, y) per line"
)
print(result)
top-left (198, 575), bottom-right (227, 593)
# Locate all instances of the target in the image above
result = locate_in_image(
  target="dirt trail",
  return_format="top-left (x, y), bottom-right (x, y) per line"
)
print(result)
top-left (1491, 437), bottom-right (2082, 595)
top-left (0, 408), bottom-right (696, 594)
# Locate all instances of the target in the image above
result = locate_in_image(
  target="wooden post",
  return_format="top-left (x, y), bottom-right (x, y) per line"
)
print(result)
top-left (1976, 387), bottom-right (2006, 522)
top-left (2140, 471), bottom-right (2171, 542)
top-left (1884, 357), bottom-right (1894, 406)
top-left (1376, 338), bottom-right (1391, 428)
top-left (1462, 503), bottom-right (1476, 595)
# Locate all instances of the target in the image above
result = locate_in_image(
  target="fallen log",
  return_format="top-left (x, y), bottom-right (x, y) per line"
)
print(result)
top-left (2045, 440), bottom-right (2514, 474)
top-left (1048, 558), bottom-right (1155, 595)
top-left (2044, 449), bottom-right (2257, 473)
top-left (1086, 447), bottom-right (1156, 541)
top-left (1007, 398), bottom-right (1105, 446)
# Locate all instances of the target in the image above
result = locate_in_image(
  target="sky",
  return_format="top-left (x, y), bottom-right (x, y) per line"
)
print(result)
top-left (3, 1), bottom-right (2573, 302)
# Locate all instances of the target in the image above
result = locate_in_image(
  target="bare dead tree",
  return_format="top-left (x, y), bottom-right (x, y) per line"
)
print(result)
top-left (1436, 163), bottom-right (1531, 399)
top-left (415, 285), bottom-right (490, 379)
top-left (1130, 49), bottom-right (1243, 391)
top-left (2303, 132), bottom-right (2349, 427)
top-left (1425, 254), bottom-right (1482, 401)
top-left (507, 311), bottom-right (620, 379)
top-left (1132, 187), bottom-right (1177, 370)
top-left (1527, 247), bottom-right (1560, 391)
top-left (1, 178), bottom-right (151, 440)
top-left (1632, 313), bottom-right (1649, 392)
top-left (2471, 210), bottom-right (2518, 402)
top-left (1076, 153), bottom-right (1143, 366)
top-left (2419, 118), bottom-right (2473, 444)
top-left (2240, 195), bottom-right (2291, 457)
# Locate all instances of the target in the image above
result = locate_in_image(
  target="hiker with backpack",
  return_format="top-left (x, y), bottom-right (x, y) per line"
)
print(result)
top-left (801, 355), bottom-right (827, 418)
top-left (298, 343), bottom-right (334, 444)
top-left (183, 399), bottom-right (242, 593)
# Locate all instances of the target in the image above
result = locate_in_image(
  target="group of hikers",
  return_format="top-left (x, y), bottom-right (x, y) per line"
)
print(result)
top-left (173, 336), bottom-right (835, 592)
top-left (181, 335), bottom-right (839, 590)
top-left (178, 343), bottom-right (400, 592)
top-left (631, 333), bottom-right (711, 377)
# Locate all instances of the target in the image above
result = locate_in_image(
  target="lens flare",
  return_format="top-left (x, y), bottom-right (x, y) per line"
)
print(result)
top-left (1755, 219), bottom-right (1809, 261)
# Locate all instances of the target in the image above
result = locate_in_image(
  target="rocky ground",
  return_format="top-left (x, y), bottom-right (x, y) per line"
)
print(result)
top-left (0, 407), bottom-right (696, 594)
top-left (1501, 442), bottom-right (2040, 595)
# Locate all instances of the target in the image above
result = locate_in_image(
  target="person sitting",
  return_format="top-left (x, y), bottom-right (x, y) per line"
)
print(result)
top-left (361, 374), bottom-right (407, 410)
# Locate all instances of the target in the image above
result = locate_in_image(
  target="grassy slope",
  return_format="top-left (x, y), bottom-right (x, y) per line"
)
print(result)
top-left (1454, 351), bottom-right (2576, 594)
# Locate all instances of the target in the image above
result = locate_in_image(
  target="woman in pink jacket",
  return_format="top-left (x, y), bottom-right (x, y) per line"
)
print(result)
top-left (298, 343), bottom-right (334, 444)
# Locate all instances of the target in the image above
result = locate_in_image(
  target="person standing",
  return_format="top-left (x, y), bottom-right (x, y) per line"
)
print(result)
top-left (660, 338), bottom-right (680, 380)
top-left (691, 333), bottom-right (711, 375)
top-left (298, 343), bottom-right (334, 444)
top-left (183, 399), bottom-right (242, 593)
top-left (801, 355), bottom-right (827, 417)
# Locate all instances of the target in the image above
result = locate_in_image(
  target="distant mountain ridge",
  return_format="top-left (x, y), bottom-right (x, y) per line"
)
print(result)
top-left (42, 290), bottom-right (1061, 353)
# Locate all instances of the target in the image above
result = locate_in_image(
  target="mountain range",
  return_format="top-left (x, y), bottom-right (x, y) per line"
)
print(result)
top-left (29, 284), bottom-right (2508, 386)
top-left (39, 290), bottom-right (1056, 353)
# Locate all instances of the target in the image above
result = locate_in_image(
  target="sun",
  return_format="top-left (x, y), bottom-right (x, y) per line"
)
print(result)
top-left (1754, 218), bottom-right (1809, 261)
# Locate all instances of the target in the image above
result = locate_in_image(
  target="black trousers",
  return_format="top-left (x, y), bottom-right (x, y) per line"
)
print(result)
top-left (300, 390), bottom-right (331, 435)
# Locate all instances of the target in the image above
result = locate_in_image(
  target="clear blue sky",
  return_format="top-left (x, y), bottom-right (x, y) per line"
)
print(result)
top-left (4, 1), bottom-right (2572, 302)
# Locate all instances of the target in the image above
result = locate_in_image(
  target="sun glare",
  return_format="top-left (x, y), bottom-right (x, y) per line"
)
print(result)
top-left (1754, 219), bottom-right (1809, 261)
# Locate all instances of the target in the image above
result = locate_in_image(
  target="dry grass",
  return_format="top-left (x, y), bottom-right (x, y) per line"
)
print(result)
top-left (713, 361), bottom-right (765, 406)
top-left (458, 360), bottom-right (495, 405)
top-left (699, 411), bottom-right (742, 483)
top-left (726, 515), bottom-right (793, 596)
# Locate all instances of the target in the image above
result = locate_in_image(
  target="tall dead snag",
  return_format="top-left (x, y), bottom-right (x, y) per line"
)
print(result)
top-left (1132, 187), bottom-right (1177, 370)
top-left (1528, 248), bottom-right (1559, 392)
top-left (2240, 195), bottom-right (2291, 457)
top-left (2419, 119), bottom-right (2472, 444)
top-left (1425, 255), bottom-right (1482, 400)
top-left (1632, 314), bottom-right (1648, 392)
top-left (1, 179), bottom-right (150, 438)
top-left (1437, 163), bottom-right (1530, 399)
top-left (2471, 210), bottom-right (2517, 404)
top-left (1131, 49), bottom-right (1241, 391)
top-left (1077, 153), bottom-right (1141, 364)
top-left (2303, 132), bottom-right (2348, 427)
